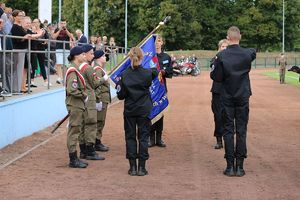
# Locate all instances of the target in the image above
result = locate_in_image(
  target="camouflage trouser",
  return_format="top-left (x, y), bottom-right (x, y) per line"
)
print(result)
top-left (96, 102), bottom-right (108, 140)
top-left (78, 101), bottom-right (97, 145)
top-left (67, 106), bottom-right (85, 153)
top-left (279, 68), bottom-right (286, 84)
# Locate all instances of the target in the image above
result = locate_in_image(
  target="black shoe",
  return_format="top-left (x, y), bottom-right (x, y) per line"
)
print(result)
top-left (236, 159), bottom-right (245, 177)
top-left (69, 158), bottom-right (88, 168)
top-left (156, 140), bottom-right (166, 147)
top-left (79, 144), bottom-right (87, 159)
top-left (223, 166), bottom-right (235, 177)
top-left (86, 145), bottom-right (105, 160)
top-left (128, 159), bottom-right (137, 176)
top-left (214, 137), bottom-right (223, 149)
top-left (137, 160), bottom-right (148, 176)
top-left (69, 151), bottom-right (87, 168)
top-left (236, 166), bottom-right (245, 177)
top-left (148, 133), bottom-right (155, 148)
top-left (95, 139), bottom-right (109, 152)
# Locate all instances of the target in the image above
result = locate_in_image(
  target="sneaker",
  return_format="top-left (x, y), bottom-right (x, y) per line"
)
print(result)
top-left (43, 82), bottom-right (52, 87)
top-left (0, 90), bottom-right (12, 97)
top-left (56, 78), bottom-right (63, 84)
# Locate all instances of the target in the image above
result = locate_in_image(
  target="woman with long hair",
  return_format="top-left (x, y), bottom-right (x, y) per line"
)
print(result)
top-left (116, 47), bottom-right (158, 176)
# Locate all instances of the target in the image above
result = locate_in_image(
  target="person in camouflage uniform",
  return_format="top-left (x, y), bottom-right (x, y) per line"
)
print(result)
top-left (92, 50), bottom-right (111, 152)
top-left (278, 53), bottom-right (287, 84)
top-left (78, 44), bottom-right (108, 160)
top-left (65, 46), bottom-right (88, 168)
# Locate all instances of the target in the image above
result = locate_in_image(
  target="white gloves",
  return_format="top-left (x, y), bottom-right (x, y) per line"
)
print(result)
top-left (103, 74), bottom-right (109, 81)
top-left (96, 102), bottom-right (103, 111)
top-left (84, 96), bottom-right (89, 103)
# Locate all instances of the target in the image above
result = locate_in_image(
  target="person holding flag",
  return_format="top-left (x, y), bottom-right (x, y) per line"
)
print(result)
top-left (148, 35), bottom-right (173, 148)
top-left (116, 47), bottom-right (158, 176)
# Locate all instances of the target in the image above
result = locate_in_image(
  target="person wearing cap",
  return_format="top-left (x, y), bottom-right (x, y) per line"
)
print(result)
top-left (92, 50), bottom-right (110, 152)
top-left (78, 44), bottom-right (107, 161)
top-left (65, 46), bottom-right (88, 168)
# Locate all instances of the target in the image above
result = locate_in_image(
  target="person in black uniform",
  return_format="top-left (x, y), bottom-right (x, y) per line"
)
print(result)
top-left (116, 46), bottom-right (158, 176)
top-left (210, 39), bottom-right (228, 149)
top-left (210, 26), bottom-right (256, 177)
top-left (148, 34), bottom-right (173, 148)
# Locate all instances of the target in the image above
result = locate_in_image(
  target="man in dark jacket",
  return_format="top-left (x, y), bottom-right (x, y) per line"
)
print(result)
top-left (210, 26), bottom-right (256, 177)
top-left (148, 35), bottom-right (173, 148)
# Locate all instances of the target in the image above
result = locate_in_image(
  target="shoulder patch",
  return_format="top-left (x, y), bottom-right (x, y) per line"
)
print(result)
top-left (162, 60), bottom-right (169, 64)
top-left (211, 64), bottom-right (215, 72)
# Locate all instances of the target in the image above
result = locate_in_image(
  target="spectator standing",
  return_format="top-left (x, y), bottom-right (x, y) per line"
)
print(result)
top-left (75, 29), bottom-right (87, 46)
top-left (210, 26), bottom-right (256, 177)
top-left (278, 53), bottom-right (287, 84)
top-left (11, 10), bottom-right (28, 94)
top-left (31, 18), bottom-right (50, 86)
top-left (53, 18), bottom-right (74, 84)
top-left (0, 18), bottom-right (12, 96)
top-left (210, 39), bottom-right (229, 149)
top-left (109, 36), bottom-right (118, 67)
top-left (0, 3), bottom-right (5, 17)
top-left (95, 36), bottom-right (103, 50)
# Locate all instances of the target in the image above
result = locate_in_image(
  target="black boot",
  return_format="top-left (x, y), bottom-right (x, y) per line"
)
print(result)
top-left (236, 159), bottom-right (245, 177)
top-left (214, 137), bottom-right (223, 149)
top-left (128, 159), bottom-right (137, 176)
top-left (148, 131), bottom-right (155, 148)
top-left (79, 144), bottom-right (87, 159)
top-left (69, 151), bottom-right (88, 168)
top-left (85, 144), bottom-right (105, 160)
top-left (95, 139), bottom-right (109, 152)
top-left (137, 160), bottom-right (148, 176)
top-left (223, 159), bottom-right (235, 177)
top-left (156, 131), bottom-right (166, 147)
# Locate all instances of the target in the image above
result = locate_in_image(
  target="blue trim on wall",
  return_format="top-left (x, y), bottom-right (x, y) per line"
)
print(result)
top-left (0, 86), bottom-right (117, 149)
top-left (0, 88), bottom-right (67, 149)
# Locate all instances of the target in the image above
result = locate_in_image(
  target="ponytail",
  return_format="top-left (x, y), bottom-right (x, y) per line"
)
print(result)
top-left (129, 47), bottom-right (143, 69)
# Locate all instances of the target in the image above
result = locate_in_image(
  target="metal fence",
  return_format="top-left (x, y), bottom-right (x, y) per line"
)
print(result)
top-left (198, 56), bottom-right (300, 70)
top-left (0, 34), bottom-right (127, 98)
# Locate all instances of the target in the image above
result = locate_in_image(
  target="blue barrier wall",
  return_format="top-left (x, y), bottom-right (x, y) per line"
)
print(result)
top-left (0, 87), bottom-right (117, 149)
top-left (0, 88), bottom-right (67, 149)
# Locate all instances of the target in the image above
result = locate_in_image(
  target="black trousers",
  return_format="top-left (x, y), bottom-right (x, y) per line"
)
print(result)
top-left (31, 53), bottom-right (47, 80)
top-left (151, 116), bottom-right (164, 133)
top-left (211, 93), bottom-right (224, 138)
top-left (124, 115), bottom-right (150, 160)
top-left (222, 97), bottom-right (249, 161)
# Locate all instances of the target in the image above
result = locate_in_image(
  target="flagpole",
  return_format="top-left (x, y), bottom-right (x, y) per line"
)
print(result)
top-left (109, 16), bottom-right (171, 75)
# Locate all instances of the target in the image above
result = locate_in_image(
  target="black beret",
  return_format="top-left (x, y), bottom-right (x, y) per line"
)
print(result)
top-left (70, 46), bottom-right (84, 56)
top-left (93, 50), bottom-right (105, 59)
top-left (82, 44), bottom-right (93, 53)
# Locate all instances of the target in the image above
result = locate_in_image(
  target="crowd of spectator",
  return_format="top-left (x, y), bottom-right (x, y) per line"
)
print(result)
top-left (0, 2), bottom-right (120, 97)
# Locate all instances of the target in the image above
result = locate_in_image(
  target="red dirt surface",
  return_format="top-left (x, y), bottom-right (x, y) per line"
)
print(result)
top-left (0, 69), bottom-right (299, 200)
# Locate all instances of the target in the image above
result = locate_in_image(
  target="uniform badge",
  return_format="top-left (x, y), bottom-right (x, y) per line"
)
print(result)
top-left (72, 82), bottom-right (78, 88)
top-left (211, 64), bottom-right (215, 72)
top-left (163, 60), bottom-right (169, 64)
top-left (116, 85), bottom-right (121, 92)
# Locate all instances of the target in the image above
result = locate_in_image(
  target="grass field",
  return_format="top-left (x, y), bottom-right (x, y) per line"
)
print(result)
top-left (263, 70), bottom-right (300, 87)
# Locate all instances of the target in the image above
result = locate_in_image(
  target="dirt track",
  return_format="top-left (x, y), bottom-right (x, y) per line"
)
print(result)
top-left (0, 70), bottom-right (299, 200)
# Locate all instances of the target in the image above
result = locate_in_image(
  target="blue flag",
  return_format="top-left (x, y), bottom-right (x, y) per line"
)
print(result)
top-left (110, 35), bottom-right (169, 122)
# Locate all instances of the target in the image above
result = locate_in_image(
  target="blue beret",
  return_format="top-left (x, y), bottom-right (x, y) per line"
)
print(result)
top-left (70, 46), bottom-right (84, 56)
top-left (82, 44), bottom-right (93, 53)
top-left (93, 50), bottom-right (105, 60)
